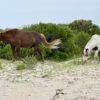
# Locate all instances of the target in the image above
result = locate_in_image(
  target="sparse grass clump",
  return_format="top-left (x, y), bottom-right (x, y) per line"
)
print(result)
top-left (0, 62), bottom-right (2, 69)
top-left (16, 56), bottom-right (38, 70)
top-left (16, 63), bottom-right (26, 70)
top-left (73, 58), bottom-right (83, 65)
top-left (21, 56), bottom-right (38, 69)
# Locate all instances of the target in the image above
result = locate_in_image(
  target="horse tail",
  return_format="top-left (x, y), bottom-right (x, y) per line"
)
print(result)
top-left (40, 33), bottom-right (61, 49)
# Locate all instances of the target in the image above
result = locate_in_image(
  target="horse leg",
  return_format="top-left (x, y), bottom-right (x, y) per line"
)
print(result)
top-left (34, 46), bottom-right (44, 62)
top-left (94, 50), bottom-right (99, 61)
top-left (11, 45), bottom-right (17, 59)
top-left (15, 46), bottom-right (20, 60)
top-left (11, 45), bottom-right (20, 60)
top-left (15, 46), bottom-right (20, 59)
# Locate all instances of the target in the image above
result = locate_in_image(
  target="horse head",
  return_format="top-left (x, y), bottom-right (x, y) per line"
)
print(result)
top-left (82, 34), bottom-right (100, 62)
top-left (83, 48), bottom-right (90, 62)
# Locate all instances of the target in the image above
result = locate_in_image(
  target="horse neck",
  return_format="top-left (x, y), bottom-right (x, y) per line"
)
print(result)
top-left (85, 39), bottom-right (96, 49)
top-left (85, 42), bottom-right (97, 56)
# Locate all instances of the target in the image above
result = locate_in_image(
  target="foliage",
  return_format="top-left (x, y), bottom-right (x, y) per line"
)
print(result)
top-left (0, 19), bottom-right (99, 61)
top-left (74, 32), bottom-right (90, 50)
top-left (0, 44), bottom-right (12, 60)
top-left (69, 19), bottom-right (100, 35)
top-left (21, 56), bottom-right (38, 69)
top-left (16, 63), bottom-right (26, 70)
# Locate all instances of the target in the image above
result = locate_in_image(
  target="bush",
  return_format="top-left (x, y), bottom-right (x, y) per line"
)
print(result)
top-left (0, 44), bottom-right (12, 60)
top-left (74, 32), bottom-right (90, 51)
top-left (0, 20), bottom-right (99, 61)
top-left (23, 23), bottom-right (77, 60)
top-left (69, 19), bottom-right (100, 35)
top-left (16, 63), bottom-right (26, 70)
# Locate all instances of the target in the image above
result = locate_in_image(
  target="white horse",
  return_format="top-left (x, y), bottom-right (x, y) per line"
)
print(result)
top-left (83, 34), bottom-right (100, 61)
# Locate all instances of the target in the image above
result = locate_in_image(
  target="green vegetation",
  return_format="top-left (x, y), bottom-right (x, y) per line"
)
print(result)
top-left (16, 63), bottom-right (26, 70)
top-left (21, 56), bottom-right (38, 69)
top-left (0, 61), bottom-right (2, 69)
top-left (0, 19), bottom-right (100, 61)
top-left (15, 56), bottom-right (38, 70)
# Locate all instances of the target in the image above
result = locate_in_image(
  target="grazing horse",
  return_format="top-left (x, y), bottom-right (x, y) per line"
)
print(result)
top-left (83, 34), bottom-right (100, 62)
top-left (0, 29), bottom-right (61, 60)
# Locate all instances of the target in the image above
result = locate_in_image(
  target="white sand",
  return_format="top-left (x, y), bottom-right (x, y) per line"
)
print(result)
top-left (0, 59), bottom-right (100, 100)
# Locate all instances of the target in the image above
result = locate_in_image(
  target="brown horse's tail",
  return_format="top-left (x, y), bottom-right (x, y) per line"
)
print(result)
top-left (40, 33), bottom-right (61, 49)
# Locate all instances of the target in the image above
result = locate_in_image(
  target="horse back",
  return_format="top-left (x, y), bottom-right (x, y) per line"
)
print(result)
top-left (1, 29), bottom-right (42, 47)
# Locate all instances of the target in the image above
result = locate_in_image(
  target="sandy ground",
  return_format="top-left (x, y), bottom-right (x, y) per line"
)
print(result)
top-left (0, 59), bottom-right (100, 100)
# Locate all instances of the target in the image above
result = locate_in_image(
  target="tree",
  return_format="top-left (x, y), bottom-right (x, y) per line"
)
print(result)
top-left (69, 19), bottom-right (100, 35)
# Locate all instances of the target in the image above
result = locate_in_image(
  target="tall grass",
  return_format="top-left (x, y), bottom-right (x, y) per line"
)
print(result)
top-left (16, 56), bottom-right (38, 70)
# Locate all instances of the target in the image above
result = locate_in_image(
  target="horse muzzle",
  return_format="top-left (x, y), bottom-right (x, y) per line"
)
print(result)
top-left (82, 55), bottom-right (89, 62)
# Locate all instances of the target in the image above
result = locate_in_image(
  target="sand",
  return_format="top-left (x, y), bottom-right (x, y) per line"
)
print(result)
top-left (0, 59), bottom-right (100, 100)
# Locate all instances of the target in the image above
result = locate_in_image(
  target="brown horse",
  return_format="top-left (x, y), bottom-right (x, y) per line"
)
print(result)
top-left (0, 29), bottom-right (61, 61)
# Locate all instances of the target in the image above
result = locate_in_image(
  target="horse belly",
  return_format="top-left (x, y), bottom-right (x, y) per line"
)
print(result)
top-left (20, 37), bottom-right (34, 47)
top-left (14, 32), bottom-right (36, 48)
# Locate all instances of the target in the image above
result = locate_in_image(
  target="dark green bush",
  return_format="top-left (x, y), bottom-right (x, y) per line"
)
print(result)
top-left (74, 32), bottom-right (90, 50)
top-left (0, 45), bottom-right (12, 60)
top-left (69, 19), bottom-right (100, 35)
top-left (23, 23), bottom-right (77, 60)
top-left (0, 20), bottom-right (99, 61)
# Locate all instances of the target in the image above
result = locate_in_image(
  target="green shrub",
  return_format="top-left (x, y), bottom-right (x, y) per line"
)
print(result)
top-left (74, 32), bottom-right (90, 51)
top-left (21, 56), bottom-right (38, 69)
top-left (0, 45), bottom-right (12, 60)
top-left (20, 48), bottom-right (34, 58)
top-left (0, 20), bottom-right (98, 61)
top-left (69, 19), bottom-right (100, 35)
top-left (16, 63), bottom-right (26, 70)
